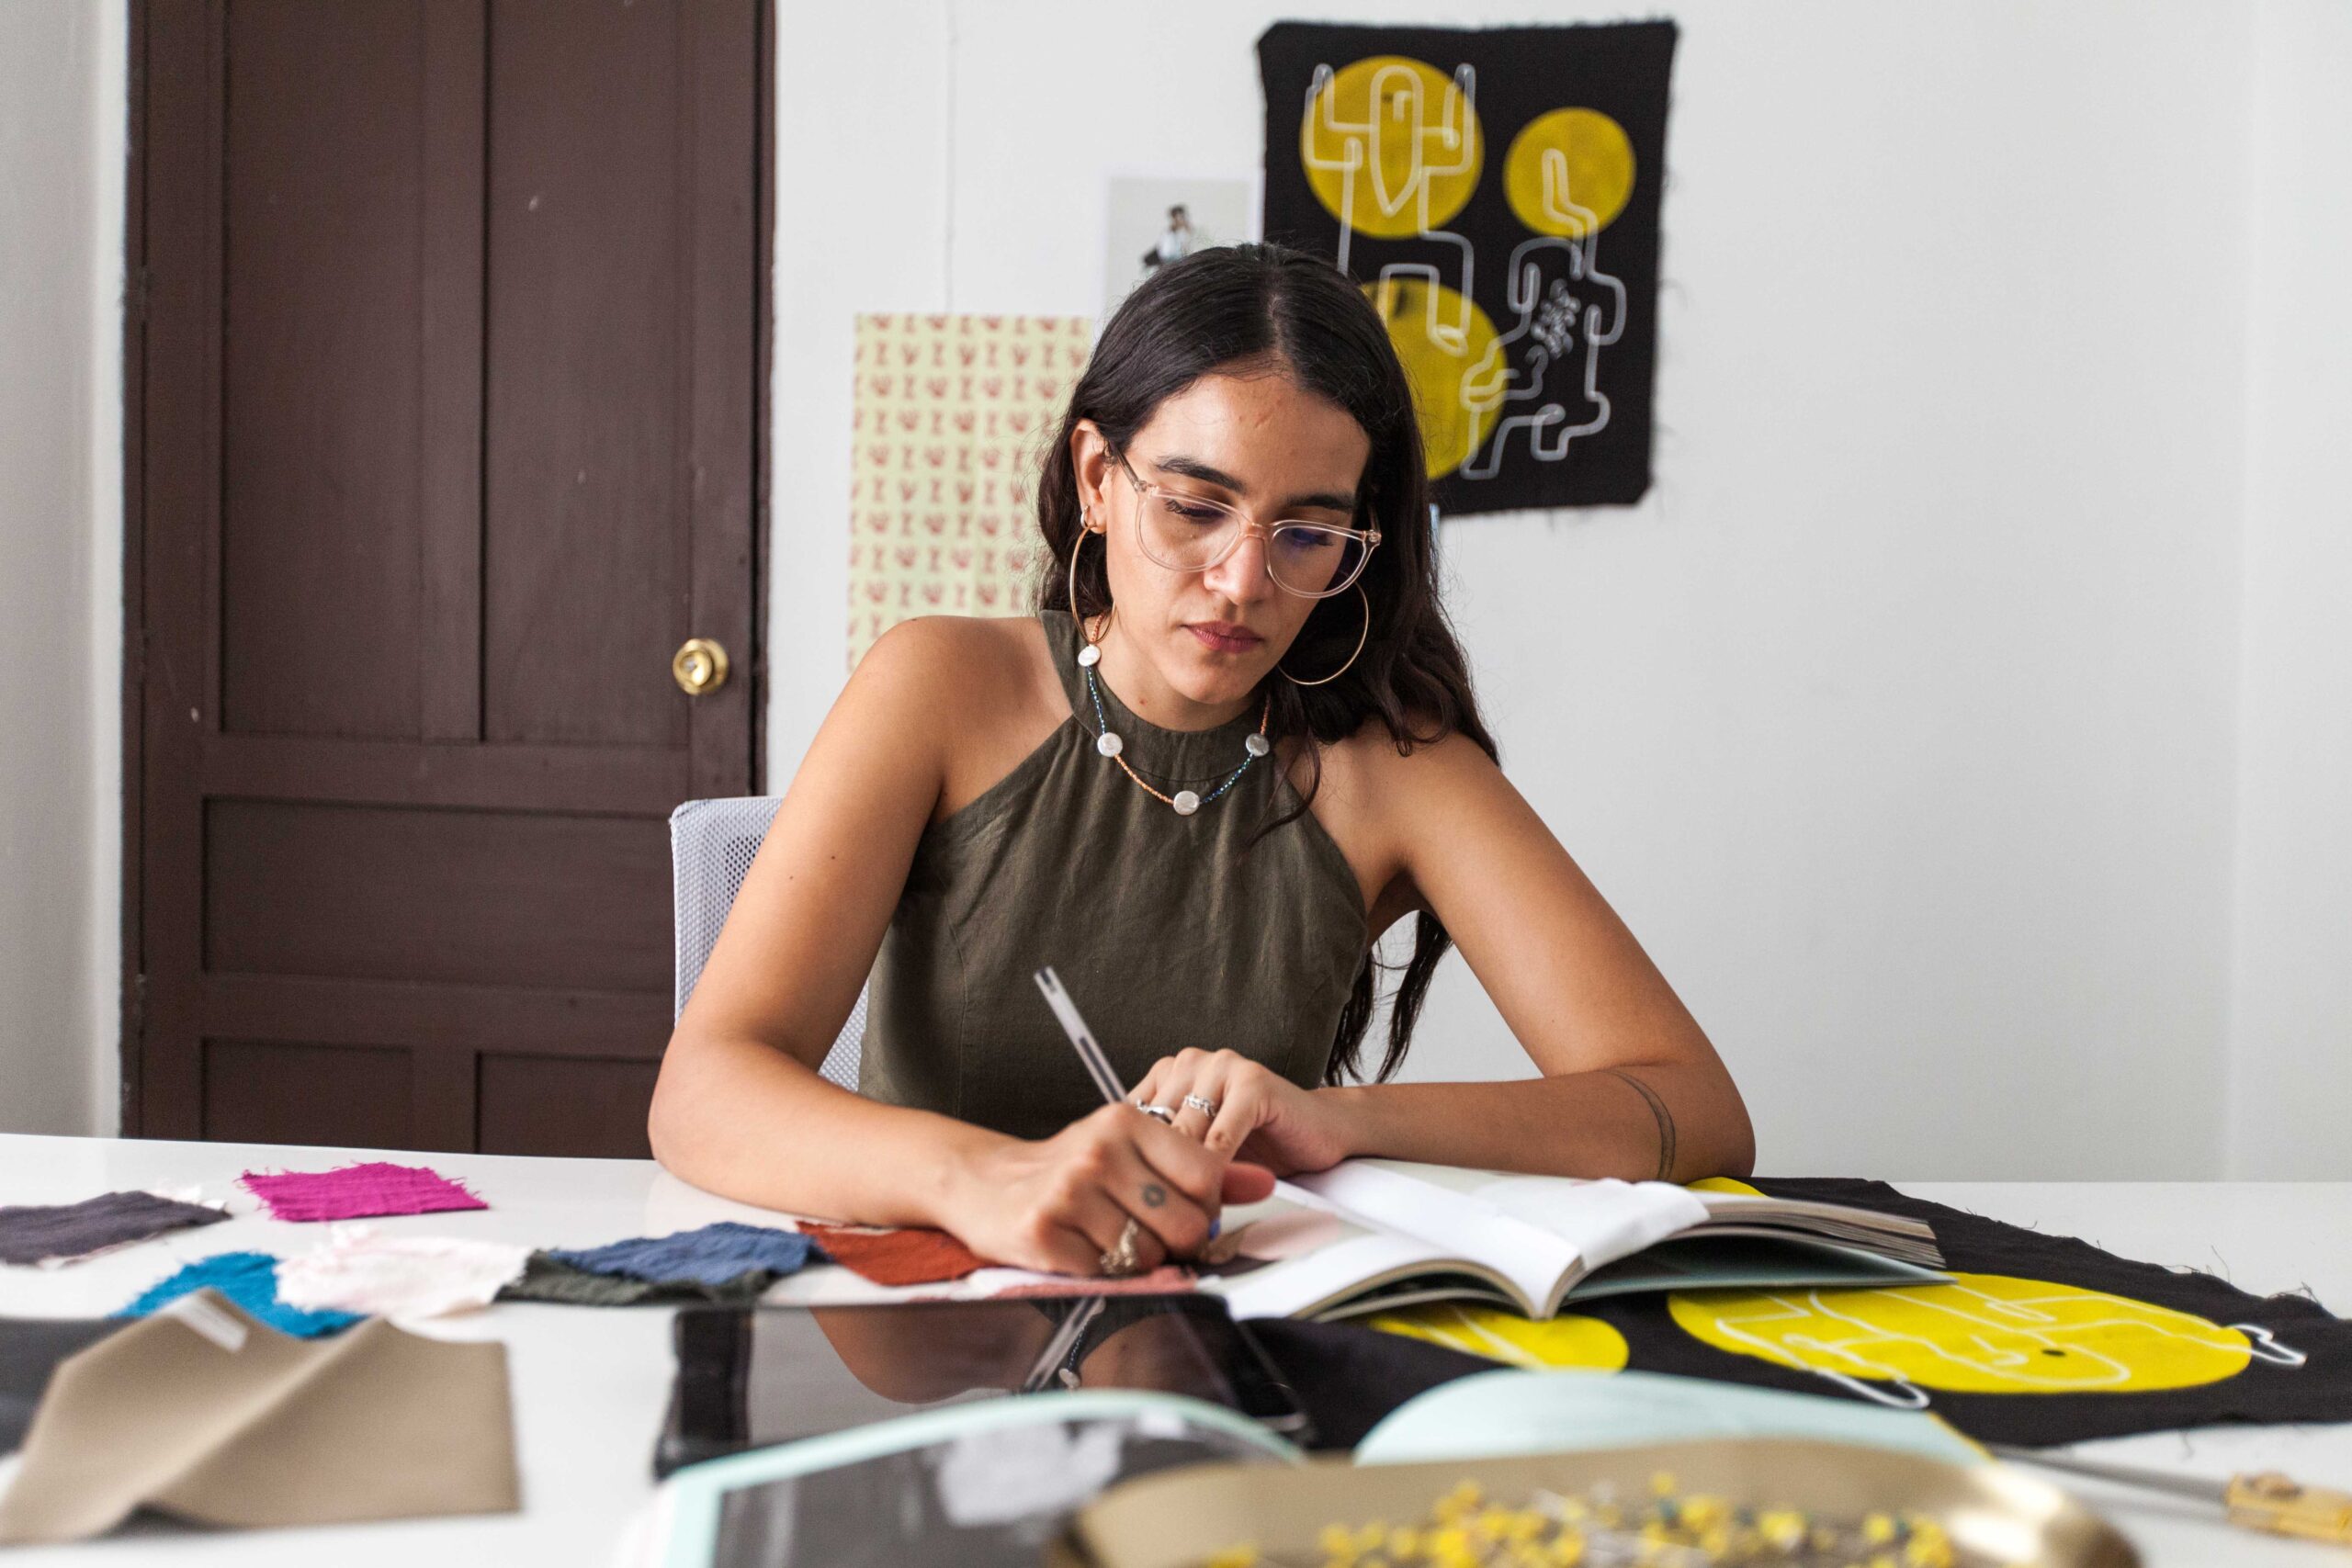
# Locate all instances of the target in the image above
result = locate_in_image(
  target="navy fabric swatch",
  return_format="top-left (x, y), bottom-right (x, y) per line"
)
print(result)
top-left (545, 1223), bottom-right (818, 1289)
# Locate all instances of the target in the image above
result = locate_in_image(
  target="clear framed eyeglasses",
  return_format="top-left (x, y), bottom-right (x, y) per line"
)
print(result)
top-left (1110, 448), bottom-right (1381, 600)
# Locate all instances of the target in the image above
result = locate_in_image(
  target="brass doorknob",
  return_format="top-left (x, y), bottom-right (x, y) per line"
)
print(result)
top-left (672, 637), bottom-right (729, 695)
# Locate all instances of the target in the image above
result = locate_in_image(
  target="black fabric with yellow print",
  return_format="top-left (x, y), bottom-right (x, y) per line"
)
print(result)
top-left (1381, 1179), bottom-right (2352, 1449)
top-left (1257, 20), bottom-right (1675, 513)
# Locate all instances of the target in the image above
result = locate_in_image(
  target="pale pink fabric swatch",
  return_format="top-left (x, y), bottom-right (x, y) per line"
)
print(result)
top-left (240, 1163), bottom-right (487, 1224)
top-left (276, 1225), bottom-right (530, 1319)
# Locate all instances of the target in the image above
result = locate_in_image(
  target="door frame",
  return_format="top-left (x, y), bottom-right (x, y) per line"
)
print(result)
top-left (117, 0), bottom-right (775, 1134)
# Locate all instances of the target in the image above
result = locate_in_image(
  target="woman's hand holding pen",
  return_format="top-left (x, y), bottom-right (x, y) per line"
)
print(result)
top-left (935, 1103), bottom-right (1277, 1278)
top-left (1130, 1047), bottom-right (1356, 1177)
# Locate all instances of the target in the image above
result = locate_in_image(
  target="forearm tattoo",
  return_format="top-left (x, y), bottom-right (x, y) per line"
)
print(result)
top-left (1605, 1068), bottom-right (1678, 1180)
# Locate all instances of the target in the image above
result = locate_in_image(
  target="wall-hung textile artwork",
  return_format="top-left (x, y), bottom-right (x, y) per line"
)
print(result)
top-left (846, 314), bottom-right (1091, 669)
top-left (1258, 21), bottom-right (1675, 513)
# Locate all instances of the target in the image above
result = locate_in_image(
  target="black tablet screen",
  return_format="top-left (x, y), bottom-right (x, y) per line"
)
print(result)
top-left (660, 1293), bottom-right (1306, 1475)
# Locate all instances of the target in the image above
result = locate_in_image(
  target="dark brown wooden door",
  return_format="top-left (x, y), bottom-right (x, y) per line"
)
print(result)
top-left (130, 0), bottom-right (763, 1156)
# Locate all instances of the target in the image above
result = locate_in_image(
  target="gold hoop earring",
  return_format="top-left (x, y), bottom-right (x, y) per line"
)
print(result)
top-left (1280, 584), bottom-right (1370, 688)
top-left (1068, 513), bottom-right (1113, 657)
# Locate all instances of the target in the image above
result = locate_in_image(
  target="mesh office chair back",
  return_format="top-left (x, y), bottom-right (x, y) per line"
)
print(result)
top-left (669, 796), bottom-right (866, 1091)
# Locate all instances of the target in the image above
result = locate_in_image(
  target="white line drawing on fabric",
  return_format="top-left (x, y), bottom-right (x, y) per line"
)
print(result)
top-left (1459, 148), bottom-right (1627, 479)
top-left (2228, 1324), bottom-right (2310, 1368)
top-left (1301, 60), bottom-right (1481, 349)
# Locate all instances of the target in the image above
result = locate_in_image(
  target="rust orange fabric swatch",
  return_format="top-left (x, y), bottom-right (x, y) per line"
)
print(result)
top-left (798, 1224), bottom-right (989, 1286)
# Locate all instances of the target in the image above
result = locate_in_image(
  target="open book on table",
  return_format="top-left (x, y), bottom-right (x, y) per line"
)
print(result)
top-left (1201, 1160), bottom-right (1947, 1323)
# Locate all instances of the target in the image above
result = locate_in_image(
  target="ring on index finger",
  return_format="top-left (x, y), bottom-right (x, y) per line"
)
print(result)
top-left (1132, 1101), bottom-right (1177, 1124)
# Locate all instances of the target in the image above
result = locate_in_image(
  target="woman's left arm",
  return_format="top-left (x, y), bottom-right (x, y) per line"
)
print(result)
top-left (1133, 731), bottom-right (1755, 1182)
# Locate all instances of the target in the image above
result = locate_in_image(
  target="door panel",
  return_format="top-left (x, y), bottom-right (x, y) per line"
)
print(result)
top-left (134, 0), bottom-right (762, 1155)
top-left (202, 1040), bottom-right (416, 1152)
top-left (484, 0), bottom-right (689, 751)
top-left (220, 0), bottom-right (427, 740)
top-left (477, 1055), bottom-right (663, 1160)
top-left (201, 800), bottom-right (672, 993)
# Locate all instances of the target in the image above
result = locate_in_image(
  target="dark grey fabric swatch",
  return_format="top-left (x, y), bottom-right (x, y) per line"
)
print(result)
top-left (0, 1191), bottom-right (228, 1267)
top-left (2, 1319), bottom-right (127, 1452)
top-left (496, 1253), bottom-right (779, 1306)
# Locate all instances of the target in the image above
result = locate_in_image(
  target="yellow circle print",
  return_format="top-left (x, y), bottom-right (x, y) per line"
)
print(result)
top-left (1670, 1274), bottom-right (2261, 1396)
top-left (1687, 1177), bottom-right (1762, 1197)
top-left (1364, 276), bottom-right (1500, 479)
top-left (1301, 56), bottom-right (1484, 237)
top-left (1503, 107), bottom-right (1636, 236)
top-left (1369, 1301), bottom-right (1630, 1372)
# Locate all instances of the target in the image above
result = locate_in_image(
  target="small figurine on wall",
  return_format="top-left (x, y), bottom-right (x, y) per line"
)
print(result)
top-left (1139, 204), bottom-right (1195, 272)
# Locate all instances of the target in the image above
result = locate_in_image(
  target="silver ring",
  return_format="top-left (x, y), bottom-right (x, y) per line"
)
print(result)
top-left (1098, 1216), bottom-right (1143, 1277)
top-left (1133, 1102), bottom-right (1177, 1124)
top-left (1182, 1093), bottom-right (1220, 1118)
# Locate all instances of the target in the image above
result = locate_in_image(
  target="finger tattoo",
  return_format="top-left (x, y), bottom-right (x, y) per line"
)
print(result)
top-left (1141, 1182), bottom-right (1167, 1208)
top-left (1605, 1068), bottom-right (1678, 1181)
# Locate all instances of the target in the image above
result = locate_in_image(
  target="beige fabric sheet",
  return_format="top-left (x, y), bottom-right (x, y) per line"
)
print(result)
top-left (0, 1290), bottom-right (518, 1542)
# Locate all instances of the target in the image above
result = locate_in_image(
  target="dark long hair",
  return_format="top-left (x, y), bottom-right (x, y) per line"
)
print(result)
top-left (1035, 243), bottom-right (1498, 1085)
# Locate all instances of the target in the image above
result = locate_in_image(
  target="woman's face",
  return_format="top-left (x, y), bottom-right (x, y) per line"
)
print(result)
top-left (1071, 367), bottom-right (1372, 720)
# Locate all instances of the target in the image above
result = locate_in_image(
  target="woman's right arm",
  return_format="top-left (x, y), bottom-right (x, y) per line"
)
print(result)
top-left (647, 620), bottom-right (1247, 1274)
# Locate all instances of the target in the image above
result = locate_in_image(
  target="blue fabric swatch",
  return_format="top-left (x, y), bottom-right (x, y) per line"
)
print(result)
top-left (118, 1252), bottom-right (361, 1339)
top-left (546, 1223), bottom-right (818, 1288)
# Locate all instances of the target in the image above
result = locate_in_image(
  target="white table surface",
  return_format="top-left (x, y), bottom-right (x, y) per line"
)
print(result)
top-left (1, 1134), bottom-right (2347, 1566)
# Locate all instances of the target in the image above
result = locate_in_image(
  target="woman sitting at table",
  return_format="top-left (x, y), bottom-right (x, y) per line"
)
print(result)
top-left (650, 243), bottom-right (1752, 1278)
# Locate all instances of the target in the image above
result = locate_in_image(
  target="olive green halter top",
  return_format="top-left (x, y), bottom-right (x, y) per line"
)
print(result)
top-left (859, 610), bottom-right (1369, 1141)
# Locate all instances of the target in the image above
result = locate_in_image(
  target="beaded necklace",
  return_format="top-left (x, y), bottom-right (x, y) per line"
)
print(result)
top-left (1075, 637), bottom-right (1272, 817)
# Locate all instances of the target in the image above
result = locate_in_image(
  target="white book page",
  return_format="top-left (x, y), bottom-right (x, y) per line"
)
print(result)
top-left (1471, 1175), bottom-right (1710, 1262)
top-left (1206, 1227), bottom-right (1454, 1321)
top-left (1288, 1162), bottom-right (1582, 1313)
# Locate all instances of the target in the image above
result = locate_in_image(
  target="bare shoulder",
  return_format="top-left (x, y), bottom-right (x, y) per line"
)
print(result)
top-left (852, 616), bottom-right (1065, 819)
top-left (849, 615), bottom-right (1055, 723)
top-left (1303, 712), bottom-right (1502, 931)
top-left (1317, 709), bottom-right (1498, 814)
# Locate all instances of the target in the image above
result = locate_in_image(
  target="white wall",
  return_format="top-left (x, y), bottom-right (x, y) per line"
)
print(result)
top-left (2224, 0), bottom-right (2352, 1179)
top-left (771, 0), bottom-right (2291, 1179)
top-left (0, 0), bottom-right (125, 1136)
top-left (5, 3), bottom-right (2337, 1170)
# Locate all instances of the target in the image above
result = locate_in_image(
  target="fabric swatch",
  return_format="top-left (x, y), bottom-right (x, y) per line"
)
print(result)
top-left (119, 1252), bottom-right (360, 1339)
top-left (1482, 1177), bottom-right (2352, 1449)
top-left (239, 1161), bottom-right (487, 1223)
top-left (276, 1225), bottom-right (529, 1320)
top-left (547, 1222), bottom-right (818, 1288)
top-left (0, 1190), bottom-right (228, 1268)
top-left (799, 1223), bottom-right (991, 1287)
top-left (2, 1319), bottom-right (128, 1454)
top-left (498, 1253), bottom-right (781, 1307)
top-left (0, 1291), bottom-right (518, 1542)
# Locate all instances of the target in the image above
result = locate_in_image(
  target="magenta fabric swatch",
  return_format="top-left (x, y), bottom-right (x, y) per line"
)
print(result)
top-left (239, 1163), bottom-right (487, 1224)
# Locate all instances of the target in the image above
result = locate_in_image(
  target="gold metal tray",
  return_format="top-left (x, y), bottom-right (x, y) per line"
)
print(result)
top-left (1062, 1438), bottom-right (2138, 1568)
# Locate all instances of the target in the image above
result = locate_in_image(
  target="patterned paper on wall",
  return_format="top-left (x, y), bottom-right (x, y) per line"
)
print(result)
top-left (846, 314), bottom-right (1091, 669)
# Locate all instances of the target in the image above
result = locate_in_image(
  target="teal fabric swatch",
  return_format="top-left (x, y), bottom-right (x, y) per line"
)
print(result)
top-left (118, 1252), bottom-right (360, 1338)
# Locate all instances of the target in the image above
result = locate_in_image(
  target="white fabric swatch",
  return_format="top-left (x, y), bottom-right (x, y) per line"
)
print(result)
top-left (275, 1224), bottom-right (529, 1320)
